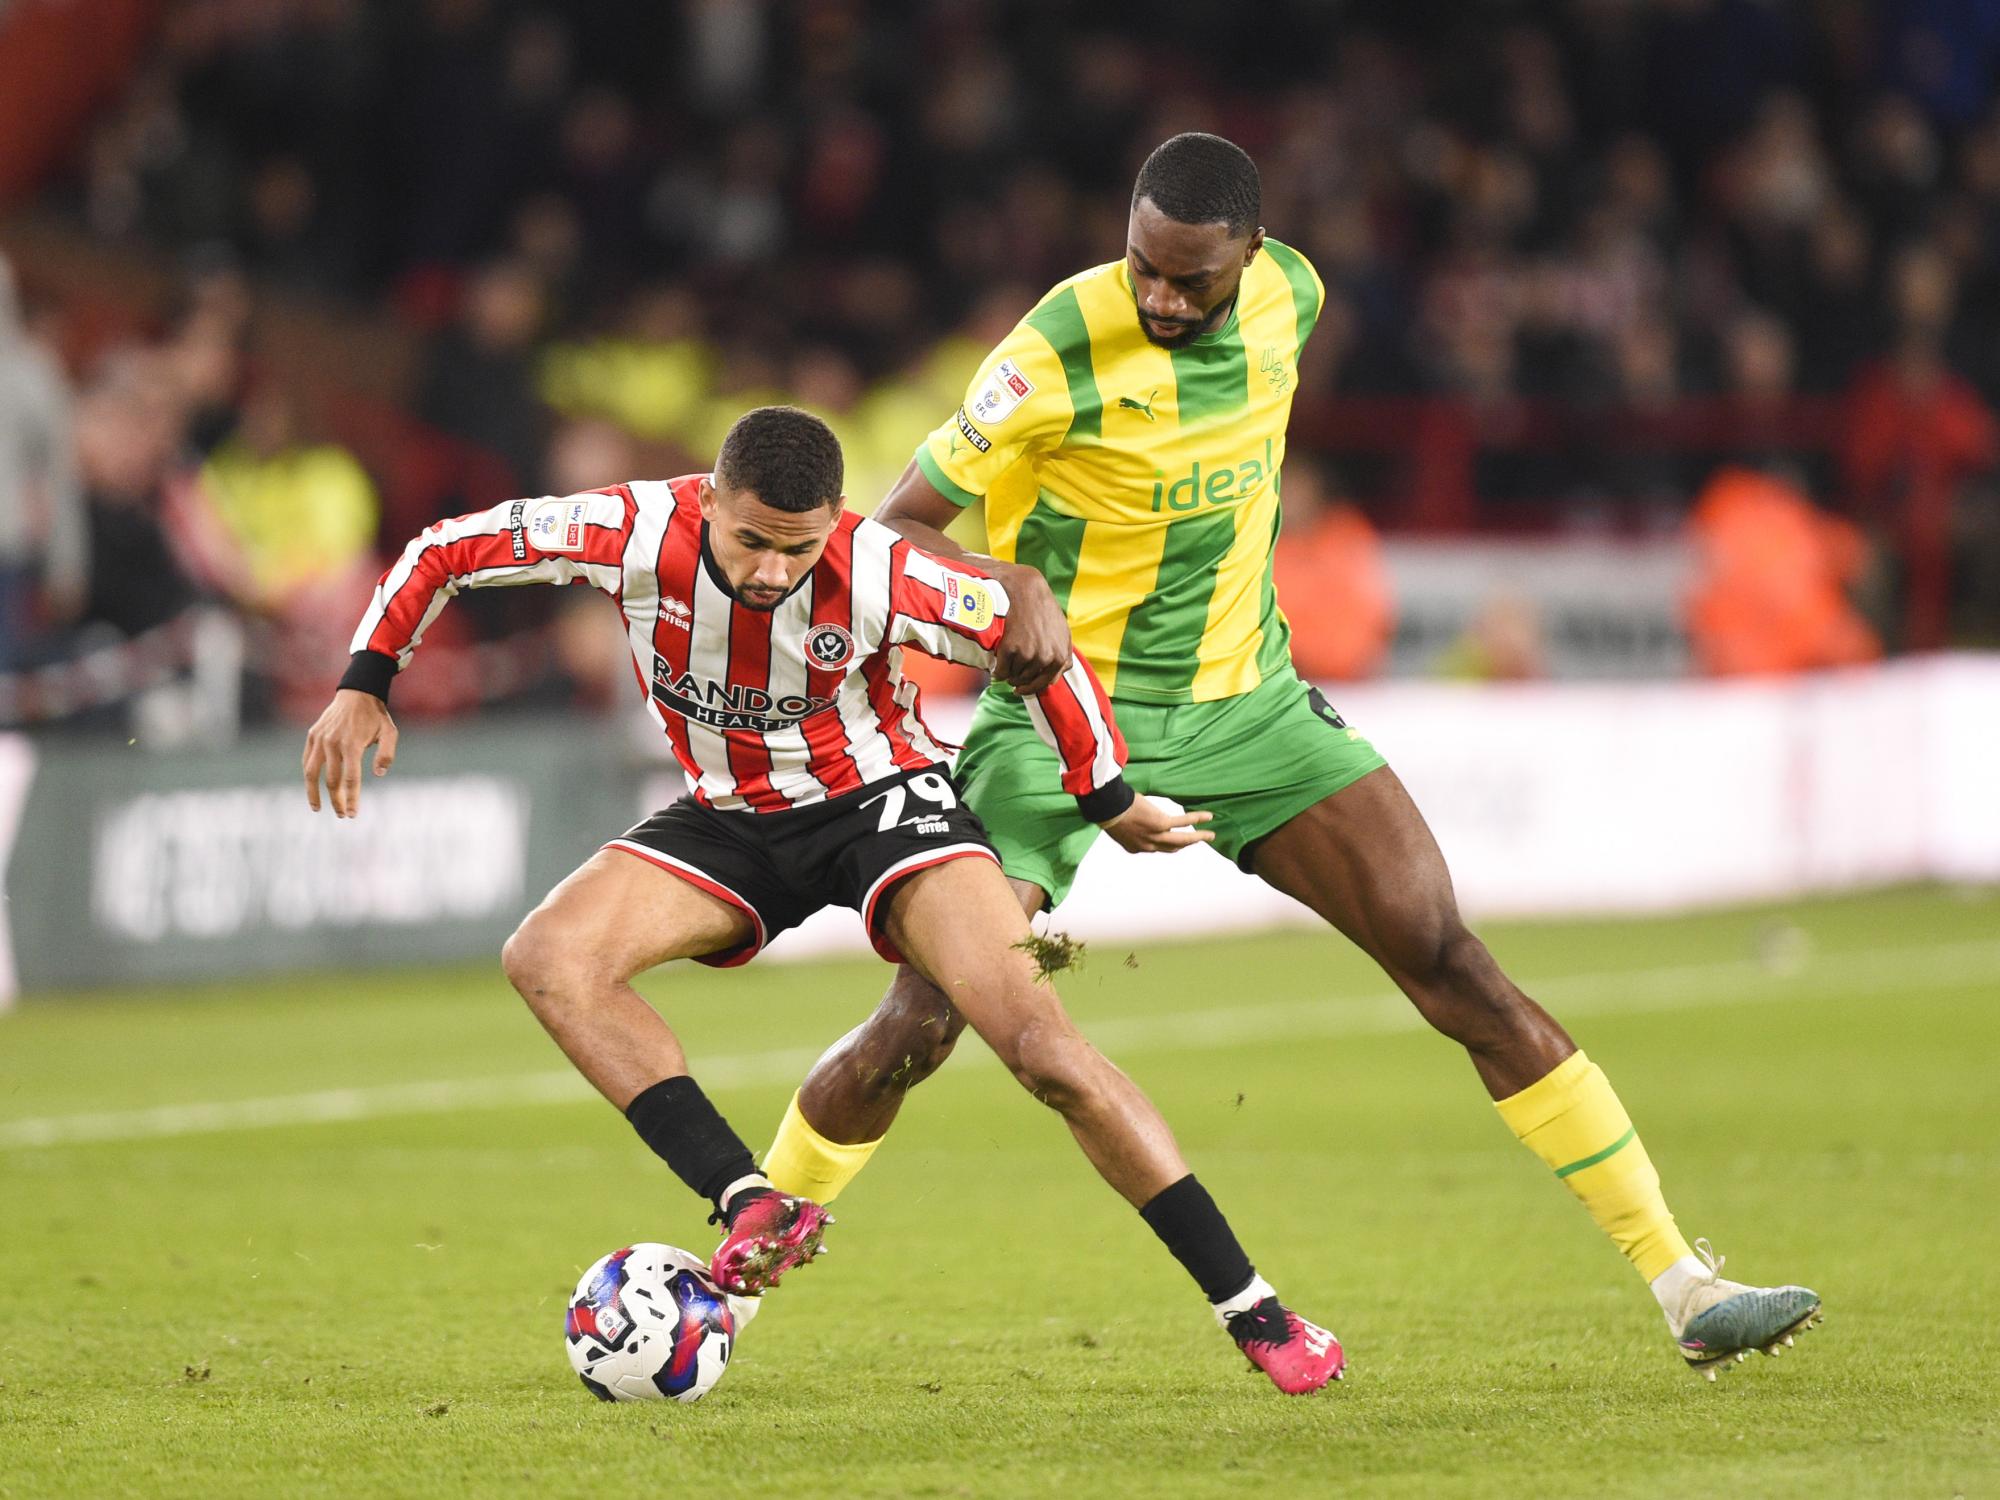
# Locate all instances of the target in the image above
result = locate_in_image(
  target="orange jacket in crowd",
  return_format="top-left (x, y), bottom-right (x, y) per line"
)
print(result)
top-left (1683, 466), bottom-right (1880, 676)
top-left (1273, 502), bottom-right (1395, 681)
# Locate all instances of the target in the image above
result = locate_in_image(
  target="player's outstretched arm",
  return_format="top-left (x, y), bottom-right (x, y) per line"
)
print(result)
top-left (312, 488), bottom-right (633, 817)
top-left (347, 488), bottom-right (633, 686)
top-left (877, 458), bottom-right (1070, 693)
top-left (302, 687), bottom-right (399, 818)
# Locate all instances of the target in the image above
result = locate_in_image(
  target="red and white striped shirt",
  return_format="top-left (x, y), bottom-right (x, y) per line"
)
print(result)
top-left (345, 475), bottom-right (1130, 816)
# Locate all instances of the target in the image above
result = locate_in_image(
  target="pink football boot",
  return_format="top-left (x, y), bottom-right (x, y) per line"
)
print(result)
top-left (1225, 1296), bottom-right (1346, 1395)
top-left (709, 1192), bottom-right (832, 1295)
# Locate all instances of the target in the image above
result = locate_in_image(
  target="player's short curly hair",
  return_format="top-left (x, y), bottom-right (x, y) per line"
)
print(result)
top-left (715, 405), bottom-right (845, 512)
top-left (1132, 133), bottom-right (1262, 237)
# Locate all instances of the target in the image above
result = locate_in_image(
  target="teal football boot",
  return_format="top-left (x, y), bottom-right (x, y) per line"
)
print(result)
top-left (1666, 1239), bottom-right (1823, 1381)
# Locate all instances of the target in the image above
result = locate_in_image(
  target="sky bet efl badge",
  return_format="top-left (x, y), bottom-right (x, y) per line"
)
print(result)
top-left (528, 499), bottom-right (591, 554)
top-left (968, 358), bottom-right (1034, 424)
top-left (942, 575), bottom-right (994, 631)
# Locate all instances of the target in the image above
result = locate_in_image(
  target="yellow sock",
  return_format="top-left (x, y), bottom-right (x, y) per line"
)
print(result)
top-left (1494, 1051), bottom-right (1692, 1283)
top-left (760, 1091), bottom-right (881, 1203)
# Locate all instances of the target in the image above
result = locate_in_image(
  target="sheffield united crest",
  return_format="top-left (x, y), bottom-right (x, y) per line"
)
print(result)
top-left (804, 623), bottom-right (855, 669)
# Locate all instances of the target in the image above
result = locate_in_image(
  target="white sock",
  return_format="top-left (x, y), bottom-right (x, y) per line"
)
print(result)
top-left (1211, 1273), bottom-right (1278, 1326)
top-left (1650, 1254), bottom-right (1709, 1318)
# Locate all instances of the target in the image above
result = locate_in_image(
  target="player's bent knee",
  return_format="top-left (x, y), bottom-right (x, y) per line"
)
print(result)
top-left (501, 912), bottom-right (605, 1005)
top-left (859, 968), bottom-right (967, 1090)
top-left (1431, 927), bottom-right (1489, 987)
top-left (500, 924), bottom-right (558, 1004)
top-left (850, 1016), bottom-right (960, 1096)
top-left (1405, 929), bottom-right (1532, 1039)
top-left (1374, 901), bottom-right (1463, 981)
top-left (897, 1029), bottom-right (960, 1087)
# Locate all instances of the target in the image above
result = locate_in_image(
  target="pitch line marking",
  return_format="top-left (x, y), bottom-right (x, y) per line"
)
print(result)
top-left (3, 936), bottom-right (1996, 1152)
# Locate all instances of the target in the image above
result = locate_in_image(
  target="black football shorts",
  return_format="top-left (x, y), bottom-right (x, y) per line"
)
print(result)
top-left (605, 764), bottom-right (998, 966)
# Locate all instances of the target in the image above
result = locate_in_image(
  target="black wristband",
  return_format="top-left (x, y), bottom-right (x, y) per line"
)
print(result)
top-left (338, 650), bottom-right (398, 703)
top-left (1138, 1173), bottom-right (1255, 1303)
top-left (1075, 776), bottom-right (1136, 825)
top-left (624, 1075), bottom-right (758, 1211)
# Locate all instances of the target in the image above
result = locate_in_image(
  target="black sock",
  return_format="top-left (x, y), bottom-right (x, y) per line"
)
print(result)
top-left (1137, 1174), bottom-right (1255, 1303)
top-left (624, 1076), bottom-right (757, 1212)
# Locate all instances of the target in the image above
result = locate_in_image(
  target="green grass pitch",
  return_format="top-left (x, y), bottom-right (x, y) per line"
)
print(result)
top-left (2, 885), bottom-right (1997, 1499)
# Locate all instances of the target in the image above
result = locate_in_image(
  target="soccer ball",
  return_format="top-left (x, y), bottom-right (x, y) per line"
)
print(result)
top-left (564, 1243), bottom-right (735, 1402)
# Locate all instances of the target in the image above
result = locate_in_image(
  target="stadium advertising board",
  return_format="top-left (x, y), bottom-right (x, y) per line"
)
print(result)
top-left (759, 655), bottom-right (2000, 960)
top-left (1, 722), bottom-right (632, 1002)
top-left (1381, 538), bottom-right (1692, 679)
top-left (2, 656), bottom-right (1994, 1002)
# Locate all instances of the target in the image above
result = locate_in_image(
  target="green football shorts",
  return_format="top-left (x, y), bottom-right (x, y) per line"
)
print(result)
top-left (953, 668), bottom-right (1387, 908)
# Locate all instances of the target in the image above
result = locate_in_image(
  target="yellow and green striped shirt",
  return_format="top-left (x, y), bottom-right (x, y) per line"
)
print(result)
top-left (914, 239), bottom-right (1325, 704)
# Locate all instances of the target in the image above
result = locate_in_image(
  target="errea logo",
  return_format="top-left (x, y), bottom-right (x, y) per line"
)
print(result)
top-left (662, 596), bottom-right (693, 629)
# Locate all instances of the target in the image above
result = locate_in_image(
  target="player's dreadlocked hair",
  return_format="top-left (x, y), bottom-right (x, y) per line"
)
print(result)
top-left (1132, 133), bottom-right (1262, 237)
top-left (715, 405), bottom-right (845, 512)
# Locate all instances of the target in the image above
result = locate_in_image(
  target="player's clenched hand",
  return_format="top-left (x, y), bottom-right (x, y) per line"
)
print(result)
top-left (1098, 797), bottom-right (1214, 855)
top-left (303, 688), bottom-right (400, 818)
top-left (989, 562), bottom-right (1071, 695)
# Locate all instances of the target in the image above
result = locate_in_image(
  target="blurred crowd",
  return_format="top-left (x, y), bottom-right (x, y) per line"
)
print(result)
top-left (6, 0), bottom-right (2000, 721)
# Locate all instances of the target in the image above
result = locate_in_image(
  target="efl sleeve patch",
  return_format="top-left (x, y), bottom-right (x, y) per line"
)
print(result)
top-left (942, 575), bottom-right (995, 631)
top-left (967, 357), bottom-right (1035, 426)
top-left (527, 498), bottom-right (592, 554)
